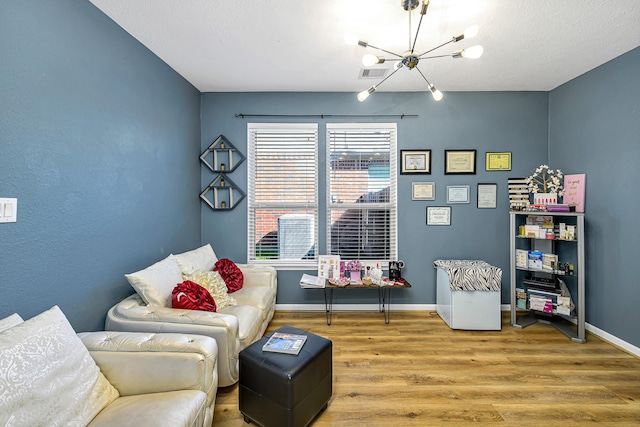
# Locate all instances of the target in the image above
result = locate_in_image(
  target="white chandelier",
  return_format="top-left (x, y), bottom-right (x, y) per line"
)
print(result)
top-left (348, 0), bottom-right (484, 102)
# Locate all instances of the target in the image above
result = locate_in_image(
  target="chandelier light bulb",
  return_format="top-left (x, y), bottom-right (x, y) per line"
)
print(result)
top-left (357, 90), bottom-right (370, 102)
top-left (429, 84), bottom-right (443, 101)
top-left (463, 24), bottom-right (479, 39)
top-left (462, 45), bottom-right (484, 59)
top-left (357, 85), bottom-right (376, 102)
top-left (454, 24), bottom-right (479, 42)
top-left (362, 54), bottom-right (383, 67)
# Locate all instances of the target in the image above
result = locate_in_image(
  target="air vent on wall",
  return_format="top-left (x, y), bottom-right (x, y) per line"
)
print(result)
top-left (359, 68), bottom-right (389, 79)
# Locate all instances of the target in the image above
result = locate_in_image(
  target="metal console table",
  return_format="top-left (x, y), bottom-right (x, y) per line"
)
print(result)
top-left (323, 280), bottom-right (411, 325)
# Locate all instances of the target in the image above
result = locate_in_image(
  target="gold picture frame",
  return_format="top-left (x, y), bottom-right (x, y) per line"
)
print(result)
top-left (444, 149), bottom-right (476, 174)
top-left (485, 152), bottom-right (512, 171)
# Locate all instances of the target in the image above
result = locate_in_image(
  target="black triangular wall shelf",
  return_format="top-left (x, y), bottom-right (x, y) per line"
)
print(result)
top-left (199, 135), bottom-right (246, 173)
top-left (199, 173), bottom-right (246, 210)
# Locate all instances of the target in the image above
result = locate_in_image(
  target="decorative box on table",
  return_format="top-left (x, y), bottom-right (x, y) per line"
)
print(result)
top-left (434, 260), bottom-right (502, 330)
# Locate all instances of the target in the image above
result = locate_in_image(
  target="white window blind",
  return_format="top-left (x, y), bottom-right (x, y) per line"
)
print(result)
top-left (326, 123), bottom-right (397, 262)
top-left (247, 123), bottom-right (318, 265)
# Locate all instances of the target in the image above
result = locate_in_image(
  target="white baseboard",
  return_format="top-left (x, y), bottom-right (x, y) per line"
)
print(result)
top-left (274, 304), bottom-right (640, 357)
top-left (276, 304), bottom-right (510, 312)
top-left (585, 322), bottom-right (640, 357)
top-left (275, 303), bottom-right (436, 312)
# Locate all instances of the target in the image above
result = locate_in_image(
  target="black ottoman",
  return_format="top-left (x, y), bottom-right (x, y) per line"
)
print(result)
top-left (239, 326), bottom-right (332, 427)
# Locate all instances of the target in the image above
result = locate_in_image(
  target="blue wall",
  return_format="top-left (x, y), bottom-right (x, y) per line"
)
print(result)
top-left (0, 0), bottom-right (201, 331)
top-left (549, 47), bottom-right (640, 346)
top-left (201, 92), bottom-right (549, 306)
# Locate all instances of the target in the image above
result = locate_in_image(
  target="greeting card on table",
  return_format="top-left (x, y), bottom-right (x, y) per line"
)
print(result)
top-left (563, 174), bottom-right (586, 212)
top-left (318, 255), bottom-right (340, 280)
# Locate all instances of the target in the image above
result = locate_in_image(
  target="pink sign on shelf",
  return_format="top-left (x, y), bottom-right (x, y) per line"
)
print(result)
top-left (563, 174), bottom-right (586, 212)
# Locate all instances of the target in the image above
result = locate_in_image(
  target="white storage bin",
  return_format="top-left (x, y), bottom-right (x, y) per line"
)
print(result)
top-left (434, 260), bottom-right (502, 330)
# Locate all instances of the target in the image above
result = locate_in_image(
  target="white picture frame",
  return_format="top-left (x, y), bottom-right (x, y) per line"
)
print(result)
top-left (446, 185), bottom-right (470, 204)
top-left (412, 182), bottom-right (435, 200)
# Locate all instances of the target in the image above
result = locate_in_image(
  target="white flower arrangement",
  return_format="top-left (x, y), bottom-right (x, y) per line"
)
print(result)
top-left (526, 165), bottom-right (564, 196)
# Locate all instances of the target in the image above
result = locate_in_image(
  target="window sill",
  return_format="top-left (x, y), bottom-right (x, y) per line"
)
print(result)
top-left (248, 261), bottom-right (317, 271)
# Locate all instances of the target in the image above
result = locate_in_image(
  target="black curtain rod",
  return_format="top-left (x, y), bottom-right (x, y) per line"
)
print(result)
top-left (235, 113), bottom-right (418, 119)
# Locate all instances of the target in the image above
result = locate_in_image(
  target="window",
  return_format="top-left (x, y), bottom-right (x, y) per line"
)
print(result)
top-left (326, 123), bottom-right (397, 262)
top-left (247, 122), bottom-right (397, 267)
top-left (247, 123), bottom-right (318, 266)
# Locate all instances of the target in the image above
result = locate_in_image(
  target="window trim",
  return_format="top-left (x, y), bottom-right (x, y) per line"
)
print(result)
top-left (246, 123), bottom-right (319, 268)
top-left (325, 123), bottom-right (398, 265)
top-left (246, 122), bottom-right (398, 270)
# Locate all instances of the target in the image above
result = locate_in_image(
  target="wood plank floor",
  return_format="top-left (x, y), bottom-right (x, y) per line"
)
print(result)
top-left (212, 311), bottom-right (640, 426)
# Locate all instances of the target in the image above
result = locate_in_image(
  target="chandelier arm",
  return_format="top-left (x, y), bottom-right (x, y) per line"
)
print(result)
top-left (365, 44), bottom-right (404, 58)
top-left (408, 6), bottom-right (411, 48)
top-left (418, 54), bottom-right (452, 60)
top-left (410, 9), bottom-right (426, 54)
top-left (373, 65), bottom-right (404, 89)
top-left (415, 67), bottom-right (432, 87)
top-left (417, 39), bottom-right (454, 58)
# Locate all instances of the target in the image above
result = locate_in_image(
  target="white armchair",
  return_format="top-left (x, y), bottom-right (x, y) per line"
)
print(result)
top-left (79, 331), bottom-right (218, 427)
top-left (0, 306), bottom-right (218, 427)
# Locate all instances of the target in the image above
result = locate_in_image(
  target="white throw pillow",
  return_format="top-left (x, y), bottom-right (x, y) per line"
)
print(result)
top-left (0, 313), bottom-right (23, 333)
top-left (125, 255), bottom-right (183, 307)
top-left (182, 270), bottom-right (237, 311)
top-left (173, 244), bottom-right (218, 274)
top-left (0, 306), bottom-right (119, 427)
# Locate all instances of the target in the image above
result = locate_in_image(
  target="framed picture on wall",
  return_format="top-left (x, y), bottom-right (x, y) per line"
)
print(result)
top-left (412, 182), bottom-right (435, 200)
top-left (444, 149), bottom-right (476, 174)
top-left (477, 183), bottom-right (498, 208)
top-left (446, 185), bottom-right (470, 204)
top-left (485, 152), bottom-right (512, 171)
top-left (427, 206), bottom-right (451, 225)
top-left (401, 150), bottom-right (431, 174)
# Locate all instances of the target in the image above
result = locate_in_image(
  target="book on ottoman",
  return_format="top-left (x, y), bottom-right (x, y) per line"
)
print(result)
top-left (262, 332), bottom-right (307, 355)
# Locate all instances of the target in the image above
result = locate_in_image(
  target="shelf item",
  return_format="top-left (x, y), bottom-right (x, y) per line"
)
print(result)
top-left (200, 135), bottom-right (246, 173)
top-left (200, 173), bottom-right (246, 210)
top-left (516, 266), bottom-right (577, 277)
top-left (508, 177), bottom-right (529, 210)
top-left (509, 211), bottom-right (585, 343)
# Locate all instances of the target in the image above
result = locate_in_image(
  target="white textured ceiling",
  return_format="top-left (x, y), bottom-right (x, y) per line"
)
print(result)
top-left (89, 0), bottom-right (640, 93)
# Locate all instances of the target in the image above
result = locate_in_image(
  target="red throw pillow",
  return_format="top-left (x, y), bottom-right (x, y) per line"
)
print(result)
top-left (213, 258), bottom-right (243, 293)
top-left (172, 280), bottom-right (217, 312)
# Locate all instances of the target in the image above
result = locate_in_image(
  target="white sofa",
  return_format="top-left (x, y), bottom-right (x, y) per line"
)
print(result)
top-left (106, 244), bottom-right (277, 386)
top-left (0, 306), bottom-right (218, 427)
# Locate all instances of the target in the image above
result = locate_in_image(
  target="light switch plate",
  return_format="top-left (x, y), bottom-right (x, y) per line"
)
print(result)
top-left (0, 198), bottom-right (17, 223)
